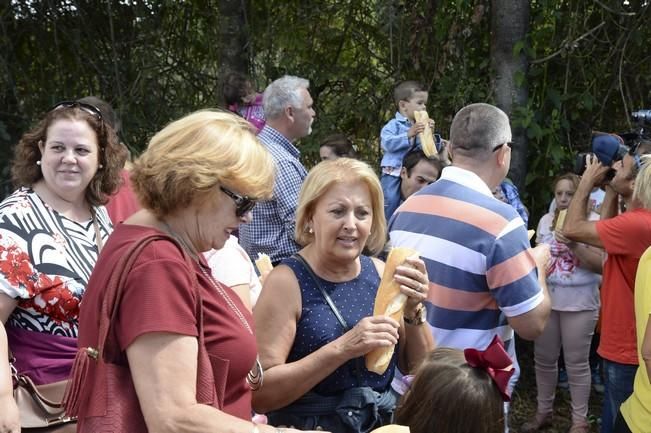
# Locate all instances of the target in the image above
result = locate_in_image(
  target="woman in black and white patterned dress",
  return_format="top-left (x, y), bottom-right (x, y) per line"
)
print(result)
top-left (0, 100), bottom-right (126, 432)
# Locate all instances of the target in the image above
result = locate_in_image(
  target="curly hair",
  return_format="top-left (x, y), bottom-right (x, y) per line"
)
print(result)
top-left (11, 104), bottom-right (128, 207)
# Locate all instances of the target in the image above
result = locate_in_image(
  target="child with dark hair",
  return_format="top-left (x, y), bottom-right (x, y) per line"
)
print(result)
top-left (380, 80), bottom-right (434, 221)
top-left (223, 72), bottom-right (265, 132)
top-left (395, 336), bottom-right (513, 433)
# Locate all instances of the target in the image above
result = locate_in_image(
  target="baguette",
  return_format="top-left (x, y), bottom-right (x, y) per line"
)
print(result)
top-left (370, 425), bottom-right (410, 433)
top-left (527, 229), bottom-right (535, 241)
top-left (365, 247), bottom-right (419, 375)
top-left (414, 110), bottom-right (437, 157)
top-left (254, 253), bottom-right (273, 275)
top-left (555, 209), bottom-right (567, 232)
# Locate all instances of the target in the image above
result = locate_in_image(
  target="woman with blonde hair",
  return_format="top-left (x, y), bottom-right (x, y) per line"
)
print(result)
top-left (66, 110), bottom-right (320, 433)
top-left (254, 158), bottom-right (434, 432)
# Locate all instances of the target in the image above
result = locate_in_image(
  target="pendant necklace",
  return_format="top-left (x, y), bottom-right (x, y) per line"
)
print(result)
top-left (161, 221), bottom-right (263, 391)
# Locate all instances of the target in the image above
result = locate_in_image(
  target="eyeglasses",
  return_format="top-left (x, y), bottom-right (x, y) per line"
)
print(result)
top-left (492, 142), bottom-right (512, 152)
top-left (50, 100), bottom-right (103, 123)
top-left (220, 186), bottom-right (256, 217)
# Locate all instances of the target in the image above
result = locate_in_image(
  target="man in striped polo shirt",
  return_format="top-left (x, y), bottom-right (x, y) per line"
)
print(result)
top-left (388, 103), bottom-right (551, 392)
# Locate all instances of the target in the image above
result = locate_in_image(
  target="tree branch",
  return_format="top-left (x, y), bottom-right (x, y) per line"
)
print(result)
top-left (594, 0), bottom-right (637, 17)
top-left (530, 21), bottom-right (605, 65)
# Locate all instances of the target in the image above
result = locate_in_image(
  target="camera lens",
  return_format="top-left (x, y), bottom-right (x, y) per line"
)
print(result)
top-left (573, 153), bottom-right (588, 176)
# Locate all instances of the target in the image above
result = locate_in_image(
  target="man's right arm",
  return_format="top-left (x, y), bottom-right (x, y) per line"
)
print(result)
top-left (507, 244), bottom-right (552, 340)
top-left (563, 158), bottom-right (610, 247)
top-left (599, 184), bottom-right (619, 220)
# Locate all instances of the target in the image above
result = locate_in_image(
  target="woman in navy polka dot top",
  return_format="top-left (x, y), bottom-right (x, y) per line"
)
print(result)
top-left (253, 158), bottom-right (434, 432)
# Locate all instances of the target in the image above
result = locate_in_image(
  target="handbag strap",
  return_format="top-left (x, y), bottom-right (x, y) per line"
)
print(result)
top-left (292, 254), bottom-right (350, 331)
top-left (292, 254), bottom-right (367, 385)
top-left (96, 232), bottom-right (201, 361)
top-left (64, 230), bottom-right (204, 416)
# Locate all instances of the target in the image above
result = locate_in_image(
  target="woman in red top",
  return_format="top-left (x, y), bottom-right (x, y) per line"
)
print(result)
top-left (71, 111), bottom-right (320, 433)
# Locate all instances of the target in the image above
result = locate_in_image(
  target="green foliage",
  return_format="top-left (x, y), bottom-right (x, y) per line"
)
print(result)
top-left (1, 0), bottom-right (650, 226)
top-left (515, 0), bottom-right (651, 221)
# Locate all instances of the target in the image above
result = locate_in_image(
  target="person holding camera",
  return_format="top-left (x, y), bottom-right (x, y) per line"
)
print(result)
top-left (563, 138), bottom-right (651, 433)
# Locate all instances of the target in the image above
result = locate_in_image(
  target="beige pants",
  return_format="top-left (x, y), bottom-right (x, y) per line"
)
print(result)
top-left (533, 309), bottom-right (599, 424)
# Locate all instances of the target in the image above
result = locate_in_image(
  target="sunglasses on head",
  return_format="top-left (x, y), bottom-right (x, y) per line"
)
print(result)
top-left (50, 100), bottom-right (103, 123)
top-left (220, 186), bottom-right (256, 217)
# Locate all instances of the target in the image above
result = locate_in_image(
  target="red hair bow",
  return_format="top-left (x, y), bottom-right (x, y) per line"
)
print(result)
top-left (464, 335), bottom-right (515, 402)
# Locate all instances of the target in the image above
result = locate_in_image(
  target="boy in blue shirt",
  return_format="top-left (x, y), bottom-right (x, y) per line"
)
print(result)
top-left (380, 80), bottom-right (433, 220)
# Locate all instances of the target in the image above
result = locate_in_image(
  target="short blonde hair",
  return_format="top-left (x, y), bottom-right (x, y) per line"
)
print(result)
top-left (633, 155), bottom-right (651, 209)
top-left (132, 110), bottom-right (274, 218)
top-left (295, 158), bottom-right (386, 255)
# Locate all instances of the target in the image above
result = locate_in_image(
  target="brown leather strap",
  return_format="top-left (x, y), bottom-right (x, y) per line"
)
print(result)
top-left (16, 374), bottom-right (64, 409)
top-left (96, 232), bottom-right (202, 363)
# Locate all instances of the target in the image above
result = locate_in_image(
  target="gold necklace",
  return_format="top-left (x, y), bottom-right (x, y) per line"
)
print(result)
top-left (161, 221), bottom-right (263, 391)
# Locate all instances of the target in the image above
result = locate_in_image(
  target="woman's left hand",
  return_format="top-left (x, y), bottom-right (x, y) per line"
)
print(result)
top-left (393, 255), bottom-right (429, 315)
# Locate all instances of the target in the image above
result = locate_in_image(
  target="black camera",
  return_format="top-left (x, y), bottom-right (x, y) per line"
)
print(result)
top-left (631, 110), bottom-right (651, 126)
top-left (574, 134), bottom-right (628, 180)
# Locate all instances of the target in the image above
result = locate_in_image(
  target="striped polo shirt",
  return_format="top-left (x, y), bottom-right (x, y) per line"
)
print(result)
top-left (388, 166), bottom-right (542, 361)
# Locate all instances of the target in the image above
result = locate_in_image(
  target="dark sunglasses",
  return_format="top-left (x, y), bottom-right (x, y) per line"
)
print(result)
top-left (50, 100), bottom-right (103, 123)
top-left (220, 186), bottom-right (256, 217)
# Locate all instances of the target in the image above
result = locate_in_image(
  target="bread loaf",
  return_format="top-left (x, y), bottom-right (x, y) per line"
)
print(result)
top-left (365, 247), bottom-right (419, 375)
top-left (254, 253), bottom-right (273, 275)
top-left (414, 110), bottom-right (437, 157)
top-left (370, 425), bottom-right (410, 433)
top-left (555, 209), bottom-right (567, 232)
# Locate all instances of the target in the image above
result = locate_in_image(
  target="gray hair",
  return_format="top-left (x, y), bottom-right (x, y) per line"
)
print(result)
top-left (263, 75), bottom-right (310, 120)
top-left (449, 103), bottom-right (511, 158)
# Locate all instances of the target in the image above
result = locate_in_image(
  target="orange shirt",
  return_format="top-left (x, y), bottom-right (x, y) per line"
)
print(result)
top-left (595, 208), bottom-right (651, 365)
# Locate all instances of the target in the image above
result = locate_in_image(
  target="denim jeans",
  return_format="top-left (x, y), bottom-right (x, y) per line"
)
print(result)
top-left (601, 359), bottom-right (637, 433)
top-left (268, 387), bottom-right (398, 433)
top-left (380, 173), bottom-right (401, 222)
top-left (613, 411), bottom-right (633, 433)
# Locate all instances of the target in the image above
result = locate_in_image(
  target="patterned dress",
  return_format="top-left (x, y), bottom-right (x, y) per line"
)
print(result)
top-left (0, 187), bottom-right (111, 337)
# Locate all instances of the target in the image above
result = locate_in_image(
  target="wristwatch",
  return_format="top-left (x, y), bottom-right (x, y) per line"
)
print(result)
top-left (403, 303), bottom-right (427, 325)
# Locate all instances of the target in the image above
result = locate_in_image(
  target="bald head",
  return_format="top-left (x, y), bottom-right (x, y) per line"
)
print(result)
top-left (449, 103), bottom-right (511, 160)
